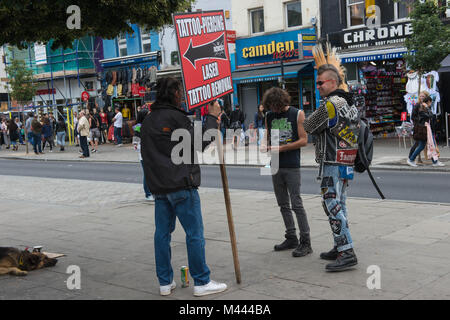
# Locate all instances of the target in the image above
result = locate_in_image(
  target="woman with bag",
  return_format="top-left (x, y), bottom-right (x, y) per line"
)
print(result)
top-left (407, 96), bottom-right (444, 167)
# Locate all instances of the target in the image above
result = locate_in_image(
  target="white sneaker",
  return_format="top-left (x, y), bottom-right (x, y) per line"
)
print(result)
top-left (160, 281), bottom-right (176, 296)
top-left (406, 159), bottom-right (418, 167)
top-left (193, 280), bottom-right (227, 297)
top-left (432, 161), bottom-right (445, 167)
top-left (146, 195), bottom-right (155, 201)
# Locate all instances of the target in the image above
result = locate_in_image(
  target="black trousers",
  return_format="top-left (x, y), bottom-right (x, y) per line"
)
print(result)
top-left (80, 136), bottom-right (90, 157)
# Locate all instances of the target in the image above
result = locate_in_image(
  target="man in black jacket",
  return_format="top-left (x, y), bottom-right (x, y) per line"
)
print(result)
top-left (141, 77), bottom-right (227, 297)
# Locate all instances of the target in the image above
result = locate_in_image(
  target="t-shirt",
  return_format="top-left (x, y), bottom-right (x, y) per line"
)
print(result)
top-left (100, 113), bottom-right (108, 124)
top-left (266, 106), bottom-right (301, 169)
top-left (122, 107), bottom-right (130, 119)
top-left (113, 112), bottom-right (123, 128)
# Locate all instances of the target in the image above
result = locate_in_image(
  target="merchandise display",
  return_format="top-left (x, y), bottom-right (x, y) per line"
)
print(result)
top-left (359, 60), bottom-right (407, 138)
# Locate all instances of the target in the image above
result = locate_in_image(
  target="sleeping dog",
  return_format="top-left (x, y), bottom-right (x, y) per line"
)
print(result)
top-left (0, 247), bottom-right (58, 276)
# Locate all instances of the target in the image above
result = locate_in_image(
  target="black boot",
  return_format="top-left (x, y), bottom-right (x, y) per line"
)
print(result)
top-left (320, 246), bottom-right (338, 261)
top-left (325, 249), bottom-right (358, 272)
top-left (274, 236), bottom-right (298, 251)
top-left (292, 234), bottom-right (313, 257)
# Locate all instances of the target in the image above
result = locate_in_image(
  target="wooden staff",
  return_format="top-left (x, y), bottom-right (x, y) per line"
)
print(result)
top-left (216, 119), bottom-right (241, 284)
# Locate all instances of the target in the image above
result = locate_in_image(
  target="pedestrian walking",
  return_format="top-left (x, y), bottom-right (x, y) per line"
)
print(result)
top-left (263, 87), bottom-right (312, 257)
top-left (42, 118), bottom-right (54, 152)
top-left (14, 117), bottom-right (24, 145)
top-left (141, 77), bottom-right (227, 297)
top-left (407, 96), bottom-right (445, 167)
top-left (254, 104), bottom-right (265, 146)
top-left (229, 104), bottom-right (245, 149)
top-left (89, 108), bottom-right (101, 153)
top-left (7, 119), bottom-right (19, 151)
top-left (1, 117), bottom-right (10, 149)
top-left (133, 109), bottom-right (154, 201)
top-left (31, 115), bottom-right (43, 155)
top-left (56, 117), bottom-right (67, 151)
top-left (73, 111), bottom-right (80, 147)
top-left (99, 108), bottom-right (109, 144)
top-left (25, 112), bottom-right (34, 148)
top-left (112, 107), bottom-right (123, 146)
top-left (219, 105), bottom-right (230, 142)
top-left (304, 61), bottom-right (359, 272)
top-left (77, 110), bottom-right (90, 158)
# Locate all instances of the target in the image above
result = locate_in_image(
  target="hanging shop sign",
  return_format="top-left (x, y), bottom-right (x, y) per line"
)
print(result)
top-left (34, 43), bottom-right (47, 65)
top-left (235, 29), bottom-right (316, 68)
top-left (173, 10), bottom-right (233, 109)
top-left (328, 22), bottom-right (413, 51)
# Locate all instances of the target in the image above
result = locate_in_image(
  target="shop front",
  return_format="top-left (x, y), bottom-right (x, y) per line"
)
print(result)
top-left (99, 52), bottom-right (159, 120)
top-left (232, 28), bottom-right (318, 128)
top-left (328, 21), bottom-right (442, 139)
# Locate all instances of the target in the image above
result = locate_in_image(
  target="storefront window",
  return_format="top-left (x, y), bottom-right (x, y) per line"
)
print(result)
top-left (250, 8), bottom-right (264, 34)
top-left (286, 1), bottom-right (302, 28)
top-left (347, 0), bottom-right (365, 27)
top-left (396, 0), bottom-right (414, 20)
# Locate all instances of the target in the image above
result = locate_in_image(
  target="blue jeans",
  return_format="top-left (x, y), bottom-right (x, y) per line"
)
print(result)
top-left (32, 133), bottom-right (42, 153)
top-left (321, 165), bottom-right (353, 252)
top-left (56, 132), bottom-right (66, 146)
top-left (114, 127), bottom-right (122, 144)
top-left (27, 132), bottom-right (34, 146)
top-left (409, 140), bottom-right (426, 162)
top-left (140, 160), bottom-right (151, 197)
top-left (154, 189), bottom-right (210, 286)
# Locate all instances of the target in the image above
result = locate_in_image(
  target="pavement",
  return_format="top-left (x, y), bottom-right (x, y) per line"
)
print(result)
top-left (0, 137), bottom-right (450, 300)
top-left (0, 136), bottom-right (450, 171)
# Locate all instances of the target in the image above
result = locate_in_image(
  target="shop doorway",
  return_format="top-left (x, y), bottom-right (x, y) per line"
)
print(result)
top-left (241, 85), bottom-right (258, 129)
top-left (301, 76), bottom-right (316, 117)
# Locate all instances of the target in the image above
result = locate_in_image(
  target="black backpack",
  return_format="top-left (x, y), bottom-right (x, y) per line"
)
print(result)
top-left (354, 118), bottom-right (373, 173)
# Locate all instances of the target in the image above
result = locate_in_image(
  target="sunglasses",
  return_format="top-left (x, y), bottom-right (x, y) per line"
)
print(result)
top-left (316, 79), bottom-right (334, 86)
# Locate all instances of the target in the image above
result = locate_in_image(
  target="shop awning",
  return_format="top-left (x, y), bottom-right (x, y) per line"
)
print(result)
top-left (438, 54), bottom-right (450, 73)
top-left (232, 62), bottom-right (311, 84)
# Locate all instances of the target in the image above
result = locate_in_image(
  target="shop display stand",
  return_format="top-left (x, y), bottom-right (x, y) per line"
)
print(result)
top-left (362, 69), bottom-right (405, 138)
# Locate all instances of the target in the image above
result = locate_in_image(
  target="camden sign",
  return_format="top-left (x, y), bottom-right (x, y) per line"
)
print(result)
top-left (328, 21), bottom-right (413, 51)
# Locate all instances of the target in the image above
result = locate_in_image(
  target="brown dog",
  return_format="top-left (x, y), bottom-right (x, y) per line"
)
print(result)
top-left (0, 247), bottom-right (58, 276)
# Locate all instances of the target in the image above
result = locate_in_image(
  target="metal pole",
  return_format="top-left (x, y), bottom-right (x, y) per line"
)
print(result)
top-left (446, 112), bottom-right (449, 148)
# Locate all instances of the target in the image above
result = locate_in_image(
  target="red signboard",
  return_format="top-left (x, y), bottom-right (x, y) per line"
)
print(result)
top-left (401, 112), bottom-right (407, 121)
top-left (226, 30), bottom-right (236, 43)
top-left (36, 89), bottom-right (56, 95)
top-left (81, 91), bottom-right (90, 102)
top-left (173, 10), bottom-right (234, 110)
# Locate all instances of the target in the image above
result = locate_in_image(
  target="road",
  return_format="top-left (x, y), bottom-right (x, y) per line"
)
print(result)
top-left (0, 158), bottom-right (448, 203)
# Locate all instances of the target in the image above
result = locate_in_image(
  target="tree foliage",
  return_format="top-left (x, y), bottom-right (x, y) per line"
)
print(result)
top-left (403, 0), bottom-right (450, 73)
top-left (0, 0), bottom-right (193, 50)
top-left (4, 59), bottom-right (37, 104)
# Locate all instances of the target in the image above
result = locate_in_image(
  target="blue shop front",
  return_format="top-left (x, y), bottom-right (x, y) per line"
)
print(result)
top-left (232, 28), bottom-right (319, 127)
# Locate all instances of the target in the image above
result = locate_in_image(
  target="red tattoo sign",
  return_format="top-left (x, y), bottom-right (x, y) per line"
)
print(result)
top-left (173, 11), bottom-right (234, 110)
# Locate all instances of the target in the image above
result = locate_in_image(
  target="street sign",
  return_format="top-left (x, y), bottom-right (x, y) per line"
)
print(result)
top-left (81, 91), bottom-right (90, 102)
top-left (173, 10), bottom-right (234, 110)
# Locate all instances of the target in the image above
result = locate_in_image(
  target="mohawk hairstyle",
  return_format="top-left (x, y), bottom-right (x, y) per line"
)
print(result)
top-left (313, 42), bottom-right (348, 92)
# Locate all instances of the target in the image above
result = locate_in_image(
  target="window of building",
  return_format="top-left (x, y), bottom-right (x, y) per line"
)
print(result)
top-left (250, 8), bottom-right (264, 34)
top-left (286, 1), bottom-right (302, 28)
top-left (140, 26), bottom-right (152, 53)
top-left (171, 51), bottom-right (180, 66)
top-left (118, 33), bottom-right (127, 57)
top-left (347, 0), bottom-right (365, 27)
top-left (395, 0), bottom-right (414, 20)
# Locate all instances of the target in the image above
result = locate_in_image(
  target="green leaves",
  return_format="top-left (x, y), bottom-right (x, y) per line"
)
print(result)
top-left (403, 0), bottom-right (450, 73)
top-left (4, 59), bottom-right (37, 103)
top-left (0, 0), bottom-right (193, 50)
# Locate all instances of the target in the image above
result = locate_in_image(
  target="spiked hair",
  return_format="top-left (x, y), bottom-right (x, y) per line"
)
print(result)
top-left (313, 43), bottom-right (348, 92)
